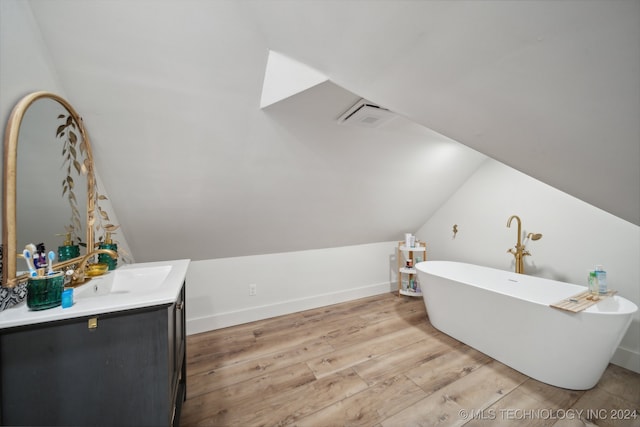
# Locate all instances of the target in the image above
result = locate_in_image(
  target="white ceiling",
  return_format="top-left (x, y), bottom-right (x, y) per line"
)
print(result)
top-left (23, 0), bottom-right (639, 261)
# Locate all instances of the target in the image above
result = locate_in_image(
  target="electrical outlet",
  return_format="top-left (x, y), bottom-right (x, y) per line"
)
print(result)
top-left (249, 284), bottom-right (257, 296)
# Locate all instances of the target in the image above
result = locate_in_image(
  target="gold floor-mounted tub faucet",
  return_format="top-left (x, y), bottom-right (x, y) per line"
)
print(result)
top-left (506, 215), bottom-right (542, 274)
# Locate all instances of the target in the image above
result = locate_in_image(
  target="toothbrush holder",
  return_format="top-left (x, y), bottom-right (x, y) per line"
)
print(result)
top-left (26, 272), bottom-right (64, 310)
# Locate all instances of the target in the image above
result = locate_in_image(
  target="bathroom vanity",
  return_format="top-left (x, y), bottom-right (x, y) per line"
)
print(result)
top-left (0, 259), bottom-right (189, 426)
top-left (0, 93), bottom-right (192, 425)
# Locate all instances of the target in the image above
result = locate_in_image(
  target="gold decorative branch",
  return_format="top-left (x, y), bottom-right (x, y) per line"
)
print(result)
top-left (56, 113), bottom-right (85, 247)
top-left (56, 113), bottom-right (131, 262)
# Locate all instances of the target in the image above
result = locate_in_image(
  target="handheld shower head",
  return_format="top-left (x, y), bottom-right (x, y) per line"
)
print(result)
top-left (527, 233), bottom-right (543, 241)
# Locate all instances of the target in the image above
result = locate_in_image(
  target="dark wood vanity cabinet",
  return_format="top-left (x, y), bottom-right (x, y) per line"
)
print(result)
top-left (0, 282), bottom-right (186, 426)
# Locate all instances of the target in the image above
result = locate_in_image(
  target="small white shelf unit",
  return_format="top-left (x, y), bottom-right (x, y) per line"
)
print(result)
top-left (397, 241), bottom-right (426, 297)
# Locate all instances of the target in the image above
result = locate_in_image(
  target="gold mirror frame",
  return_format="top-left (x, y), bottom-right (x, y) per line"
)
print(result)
top-left (2, 91), bottom-right (96, 288)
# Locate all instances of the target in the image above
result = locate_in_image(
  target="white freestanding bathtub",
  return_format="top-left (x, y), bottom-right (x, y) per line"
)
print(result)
top-left (416, 261), bottom-right (637, 390)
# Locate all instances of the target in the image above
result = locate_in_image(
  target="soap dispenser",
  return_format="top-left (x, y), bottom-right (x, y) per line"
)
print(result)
top-left (57, 233), bottom-right (80, 262)
top-left (98, 232), bottom-right (118, 270)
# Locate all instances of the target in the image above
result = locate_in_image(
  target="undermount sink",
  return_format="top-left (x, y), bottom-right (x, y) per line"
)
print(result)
top-left (75, 264), bottom-right (172, 298)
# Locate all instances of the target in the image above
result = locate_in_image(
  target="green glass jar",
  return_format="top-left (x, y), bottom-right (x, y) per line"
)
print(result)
top-left (58, 244), bottom-right (80, 262)
top-left (98, 232), bottom-right (118, 271)
top-left (57, 233), bottom-right (80, 262)
top-left (26, 272), bottom-right (64, 310)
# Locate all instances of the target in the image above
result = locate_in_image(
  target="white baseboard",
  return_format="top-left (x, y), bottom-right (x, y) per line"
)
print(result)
top-left (186, 281), bottom-right (396, 335)
top-left (611, 346), bottom-right (640, 374)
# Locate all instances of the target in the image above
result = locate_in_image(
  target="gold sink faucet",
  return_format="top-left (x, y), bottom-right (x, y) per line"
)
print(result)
top-left (69, 249), bottom-right (117, 286)
top-left (506, 215), bottom-right (530, 274)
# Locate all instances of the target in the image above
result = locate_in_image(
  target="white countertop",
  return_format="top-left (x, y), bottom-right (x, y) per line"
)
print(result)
top-left (0, 259), bottom-right (190, 330)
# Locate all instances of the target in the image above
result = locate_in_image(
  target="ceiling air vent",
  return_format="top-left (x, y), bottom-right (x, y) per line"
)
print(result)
top-left (337, 99), bottom-right (396, 128)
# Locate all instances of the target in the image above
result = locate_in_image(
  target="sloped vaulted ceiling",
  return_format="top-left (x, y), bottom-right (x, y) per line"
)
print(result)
top-left (21, 0), bottom-right (640, 261)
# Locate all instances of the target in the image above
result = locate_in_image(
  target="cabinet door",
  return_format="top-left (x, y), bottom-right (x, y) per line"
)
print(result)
top-left (1, 307), bottom-right (171, 426)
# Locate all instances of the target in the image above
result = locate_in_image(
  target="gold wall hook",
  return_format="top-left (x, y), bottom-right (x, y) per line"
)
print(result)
top-left (452, 224), bottom-right (458, 238)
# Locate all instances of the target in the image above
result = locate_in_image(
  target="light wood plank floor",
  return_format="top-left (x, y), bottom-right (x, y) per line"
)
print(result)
top-left (181, 293), bottom-right (640, 427)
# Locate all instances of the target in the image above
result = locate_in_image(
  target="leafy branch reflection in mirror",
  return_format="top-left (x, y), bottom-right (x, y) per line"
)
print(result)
top-left (57, 111), bottom-right (87, 247)
top-left (57, 111), bottom-right (125, 252)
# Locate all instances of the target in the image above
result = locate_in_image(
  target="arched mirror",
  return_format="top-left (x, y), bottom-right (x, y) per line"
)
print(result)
top-left (2, 92), bottom-right (97, 288)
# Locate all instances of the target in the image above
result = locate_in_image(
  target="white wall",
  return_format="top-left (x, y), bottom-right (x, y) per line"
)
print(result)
top-left (415, 159), bottom-right (640, 373)
top-left (186, 241), bottom-right (398, 334)
top-left (0, 0), bottom-right (63, 134)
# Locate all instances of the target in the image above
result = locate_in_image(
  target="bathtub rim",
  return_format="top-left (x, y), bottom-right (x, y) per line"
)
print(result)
top-left (416, 260), bottom-right (638, 316)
